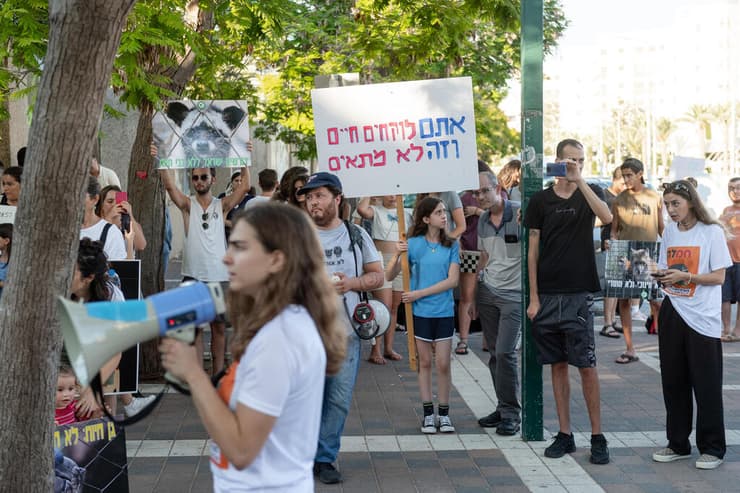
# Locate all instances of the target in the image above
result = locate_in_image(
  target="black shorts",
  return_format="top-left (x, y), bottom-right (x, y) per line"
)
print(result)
top-left (182, 277), bottom-right (228, 323)
top-left (722, 263), bottom-right (740, 303)
top-left (531, 293), bottom-right (596, 368)
top-left (413, 316), bottom-right (455, 342)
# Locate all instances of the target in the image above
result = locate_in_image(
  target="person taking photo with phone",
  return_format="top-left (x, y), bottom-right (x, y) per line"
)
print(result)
top-left (97, 185), bottom-right (147, 258)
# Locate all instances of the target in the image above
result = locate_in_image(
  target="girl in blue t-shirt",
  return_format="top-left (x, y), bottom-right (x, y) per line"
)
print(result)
top-left (386, 197), bottom-right (460, 434)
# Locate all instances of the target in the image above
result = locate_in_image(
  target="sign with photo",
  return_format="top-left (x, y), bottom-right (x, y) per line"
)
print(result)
top-left (54, 417), bottom-right (128, 492)
top-left (604, 240), bottom-right (660, 300)
top-left (311, 77), bottom-right (479, 198)
top-left (152, 100), bottom-right (251, 169)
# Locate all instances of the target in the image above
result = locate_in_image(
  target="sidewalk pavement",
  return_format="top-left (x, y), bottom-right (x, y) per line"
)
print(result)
top-left (125, 303), bottom-right (740, 493)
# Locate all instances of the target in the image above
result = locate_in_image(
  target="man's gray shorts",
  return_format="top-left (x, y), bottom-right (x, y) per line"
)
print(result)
top-left (531, 292), bottom-right (596, 368)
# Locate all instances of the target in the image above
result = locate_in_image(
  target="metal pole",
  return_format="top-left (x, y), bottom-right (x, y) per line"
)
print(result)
top-left (520, 0), bottom-right (544, 441)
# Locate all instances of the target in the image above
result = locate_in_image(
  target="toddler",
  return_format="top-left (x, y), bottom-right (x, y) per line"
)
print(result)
top-left (55, 365), bottom-right (78, 426)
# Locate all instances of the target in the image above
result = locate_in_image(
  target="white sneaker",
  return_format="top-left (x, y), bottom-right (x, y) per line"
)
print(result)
top-left (123, 395), bottom-right (156, 417)
top-left (421, 414), bottom-right (436, 434)
top-left (631, 308), bottom-right (647, 321)
top-left (438, 415), bottom-right (455, 433)
top-left (652, 447), bottom-right (691, 463)
top-left (695, 454), bottom-right (723, 470)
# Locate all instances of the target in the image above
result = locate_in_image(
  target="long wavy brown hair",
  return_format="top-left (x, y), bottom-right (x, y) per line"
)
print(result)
top-left (227, 202), bottom-right (346, 374)
top-left (409, 196), bottom-right (454, 248)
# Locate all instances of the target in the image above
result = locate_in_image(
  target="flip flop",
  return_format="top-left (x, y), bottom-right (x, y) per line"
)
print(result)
top-left (615, 353), bottom-right (639, 364)
top-left (599, 325), bottom-right (621, 339)
top-left (455, 341), bottom-right (469, 355)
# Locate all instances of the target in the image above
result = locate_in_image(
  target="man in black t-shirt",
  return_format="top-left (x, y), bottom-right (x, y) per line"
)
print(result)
top-left (523, 138), bottom-right (613, 465)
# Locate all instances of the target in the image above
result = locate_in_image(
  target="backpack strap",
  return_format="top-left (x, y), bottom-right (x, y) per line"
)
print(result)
top-left (343, 220), bottom-right (368, 302)
top-left (99, 222), bottom-right (114, 246)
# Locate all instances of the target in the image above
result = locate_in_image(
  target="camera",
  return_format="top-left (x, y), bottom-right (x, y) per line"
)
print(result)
top-left (545, 162), bottom-right (567, 177)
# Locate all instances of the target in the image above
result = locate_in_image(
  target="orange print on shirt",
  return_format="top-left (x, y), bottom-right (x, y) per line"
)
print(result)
top-left (664, 246), bottom-right (698, 297)
top-left (210, 362), bottom-right (239, 470)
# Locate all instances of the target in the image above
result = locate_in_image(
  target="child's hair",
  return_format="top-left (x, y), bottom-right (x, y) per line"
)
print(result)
top-left (76, 238), bottom-right (111, 301)
top-left (0, 223), bottom-right (12, 258)
top-left (227, 203), bottom-right (346, 374)
top-left (58, 364), bottom-right (75, 379)
top-left (409, 196), bottom-right (454, 248)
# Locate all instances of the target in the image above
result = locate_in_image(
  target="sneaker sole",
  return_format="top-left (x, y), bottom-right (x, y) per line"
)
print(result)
top-left (421, 428), bottom-right (437, 434)
top-left (544, 445), bottom-right (576, 458)
top-left (653, 453), bottom-right (691, 463)
top-left (695, 459), bottom-right (722, 470)
top-left (590, 454), bottom-right (610, 465)
top-left (439, 427), bottom-right (455, 433)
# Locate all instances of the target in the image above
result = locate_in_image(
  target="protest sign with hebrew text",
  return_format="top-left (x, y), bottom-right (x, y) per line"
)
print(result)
top-left (312, 77), bottom-right (478, 198)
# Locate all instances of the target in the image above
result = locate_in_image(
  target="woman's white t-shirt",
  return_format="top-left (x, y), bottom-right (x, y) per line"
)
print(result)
top-left (210, 305), bottom-right (327, 492)
top-left (658, 221), bottom-right (732, 338)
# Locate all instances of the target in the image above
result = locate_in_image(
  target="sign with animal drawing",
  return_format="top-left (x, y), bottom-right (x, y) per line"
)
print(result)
top-left (152, 100), bottom-right (251, 169)
top-left (605, 240), bottom-right (660, 300)
top-left (311, 77), bottom-right (479, 198)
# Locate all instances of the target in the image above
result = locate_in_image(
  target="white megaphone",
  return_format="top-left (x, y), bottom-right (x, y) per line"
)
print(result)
top-left (58, 281), bottom-right (226, 388)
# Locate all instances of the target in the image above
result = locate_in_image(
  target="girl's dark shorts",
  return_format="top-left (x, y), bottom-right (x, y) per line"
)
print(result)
top-left (413, 316), bottom-right (455, 342)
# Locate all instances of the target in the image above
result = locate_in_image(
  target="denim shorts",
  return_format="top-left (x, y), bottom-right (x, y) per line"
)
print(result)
top-left (722, 263), bottom-right (740, 303)
top-left (530, 293), bottom-right (596, 368)
top-left (413, 316), bottom-right (455, 342)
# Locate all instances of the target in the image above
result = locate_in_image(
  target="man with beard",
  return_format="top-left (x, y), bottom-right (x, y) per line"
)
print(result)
top-left (297, 172), bottom-right (383, 484)
top-left (474, 170), bottom-right (523, 436)
top-left (160, 165), bottom-right (250, 375)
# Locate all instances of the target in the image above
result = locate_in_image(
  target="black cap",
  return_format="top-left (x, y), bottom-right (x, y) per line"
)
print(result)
top-left (296, 172), bottom-right (342, 195)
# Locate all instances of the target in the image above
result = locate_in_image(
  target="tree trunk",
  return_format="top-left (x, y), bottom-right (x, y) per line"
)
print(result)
top-left (127, 107), bottom-right (166, 378)
top-left (128, 3), bottom-right (213, 378)
top-left (0, 0), bottom-right (135, 488)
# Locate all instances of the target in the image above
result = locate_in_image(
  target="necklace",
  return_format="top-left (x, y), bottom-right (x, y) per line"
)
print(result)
top-left (424, 238), bottom-right (439, 253)
top-left (679, 218), bottom-right (697, 231)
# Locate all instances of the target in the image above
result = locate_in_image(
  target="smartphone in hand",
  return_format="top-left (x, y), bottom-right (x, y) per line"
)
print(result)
top-left (115, 191), bottom-right (128, 204)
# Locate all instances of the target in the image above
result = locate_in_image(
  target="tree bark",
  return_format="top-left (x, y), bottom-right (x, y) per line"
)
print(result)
top-left (128, 3), bottom-right (213, 378)
top-left (0, 0), bottom-right (135, 488)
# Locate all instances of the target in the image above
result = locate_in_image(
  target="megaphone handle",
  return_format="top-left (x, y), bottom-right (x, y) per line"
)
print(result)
top-left (163, 325), bottom-right (198, 394)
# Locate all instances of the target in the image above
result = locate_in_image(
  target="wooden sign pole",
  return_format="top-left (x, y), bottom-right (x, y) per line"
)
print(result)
top-left (396, 195), bottom-right (417, 371)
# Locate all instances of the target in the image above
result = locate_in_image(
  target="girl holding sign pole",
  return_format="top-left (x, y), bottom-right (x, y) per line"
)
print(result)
top-left (387, 197), bottom-right (460, 433)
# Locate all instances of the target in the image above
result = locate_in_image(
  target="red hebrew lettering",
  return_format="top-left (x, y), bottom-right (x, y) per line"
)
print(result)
top-left (363, 125), bottom-right (375, 142)
top-left (372, 150), bottom-right (386, 167)
top-left (327, 128), bottom-right (339, 145)
top-left (329, 156), bottom-right (341, 171)
top-left (348, 126), bottom-right (359, 143)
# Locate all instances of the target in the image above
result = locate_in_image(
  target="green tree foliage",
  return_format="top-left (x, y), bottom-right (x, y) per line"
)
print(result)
top-left (1, 0), bottom-right (566, 160)
top-left (249, 0), bottom-right (566, 160)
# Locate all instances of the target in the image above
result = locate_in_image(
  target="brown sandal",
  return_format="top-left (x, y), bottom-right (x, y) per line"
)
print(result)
top-left (454, 341), bottom-right (469, 355)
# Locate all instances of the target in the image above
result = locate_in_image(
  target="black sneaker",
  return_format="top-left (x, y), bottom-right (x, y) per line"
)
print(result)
top-left (590, 434), bottom-right (610, 464)
top-left (313, 461), bottom-right (342, 484)
top-left (478, 411), bottom-right (502, 428)
top-left (496, 420), bottom-right (520, 436)
top-left (544, 432), bottom-right (576, 458)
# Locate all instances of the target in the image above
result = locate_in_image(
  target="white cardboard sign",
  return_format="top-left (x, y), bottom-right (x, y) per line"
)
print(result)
top-left (0, 205), bottom-right (16, 224)
top-left (312, 77), bottom-right (479, 198)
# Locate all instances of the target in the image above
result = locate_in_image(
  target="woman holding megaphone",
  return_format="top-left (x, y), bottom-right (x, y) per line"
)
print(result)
top-left (159, 203), bottom-right (346, 491)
